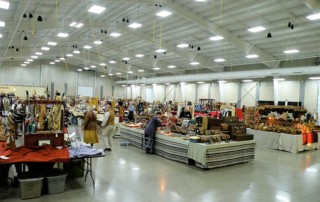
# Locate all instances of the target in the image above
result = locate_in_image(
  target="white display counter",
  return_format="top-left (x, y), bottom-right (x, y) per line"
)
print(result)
top-left (246, 128), bottom-right (320, 153)
top-left (120, 126), bottom-right (255, 168)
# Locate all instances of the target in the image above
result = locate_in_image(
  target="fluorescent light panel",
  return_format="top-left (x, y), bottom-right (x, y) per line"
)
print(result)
top-left (153, 67), bottom-right (161, 70)
top-left (77, 69), bottom-right (82, 72)
top-left (57, 32), bottom-right (69, 38)
top-left (127, 71), bottom-right (134, 74)
top-left (128, 23), bottom-right (142, 29)
top-left (273, 78), bottom-right (285, 81)
top-left (84, 67), bottom-right (90, 70)
top-left (155, 48), bottom-right (166, 53)
top-left (109, 60), bottom-right (116, 64)
top-left (110, 32), bottom-right (121, 37)
top-left (21, 64), bottom-right (27, 66)
top-left (35, 52), bottom-right (42, 55)
top-left (116, 72), bottom-right (122, 75)
top-left (108, 73), bottom-right (114, 76)
top-left (88, 5), bottom-right (105, 14)
top-left (31, 56), bottom-right (38, 59)
top-left (306, 13), bottom-right (320, 20)
top-left (156, 10), bottom-right (172, 18)
top-left (122, 57), bottom-right (130, 61)
top-left (167, 65), bottom-right (176, 68)
top-left (246, 54), bottom-right (259, 58)
top-left (83, 45), bottom-right (92, 49)
top-left (0, 34), bottom-right (2, 38)
top-left (242, 80), bottom-right (253, 82)
top-left (135, 54), bottom-right (144, 58)
top-left (100, 63), bottom-right (106, 66)
top-left (94, 40), bottom-right (102, 45)
top-left (73, 50), bottom-right (80, 54)
top-left (0, 1), bottom-right (10, 9)
top-left (209, 35), bottom-right (224, 41)
top-left (41, 47), bottom-right (50, 51)
top-left (66, 54), bottom-right (73, 57)
top-left (190, 62), bottom-right (200, 65)
top-left (214, 58), bottom-right (225, 62)
top-left (138, 69), bottom-right (145, 72)
top-left (197, 81), bottom-right (205, 84)
top-left (27, 59), bottom-right (33, 62)
top-left (100, 75), bottom-right (106, 77)
top-left (177, 43), bottom-right (189, 48)
top-left (283, 49), bottom-right (299, 54)
top-left (248, 26), bottom-right (266, 33)
top-left (90, 65), bottom-right (96, 68)
top-left (309, 77), bottom-right (320, 80)
top-left (0, 21), bottom-right (5, 27)
top-left (47, 42), bottom-right (57, 46)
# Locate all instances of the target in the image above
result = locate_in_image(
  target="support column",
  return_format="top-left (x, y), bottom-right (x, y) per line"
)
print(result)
top-left (93, 71), bottom-right (96, 97)
top-left (299, 80), bottom-right (305, 107)
top-left (173, 84), bottom-right (177, 101)
top-left (50, 82), bottom-right (54, 99)
top-left (236, 82), bottom-right (242, 108)
top-left (255, 82), bottom-right (261, 107)
top-left (100, 85), bottom-right (103, 99)
top-left (208, 83), bottom-right (211, 99)
top-left (273, 80), bottom-right (280, 105)
top-left (64, 83), bottom-right (68, 96)
top-left (195, 83), bottom-right (199, 104)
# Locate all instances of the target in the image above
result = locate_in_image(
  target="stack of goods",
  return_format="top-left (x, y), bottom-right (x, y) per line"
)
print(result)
top-left (0, 117), bottom-right (5, 141)
top-left (244, 107), bottom-right (256, 127)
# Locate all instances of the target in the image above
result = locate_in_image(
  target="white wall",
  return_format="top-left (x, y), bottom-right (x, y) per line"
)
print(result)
top-left (241, 82), bottom-right (257, 107)
top-left (304, 80), bottom-right (318, 112)
top-left (0, 60), bottom-right (115, 98)
top-left (278, 80), bottom-right (300, 102)
top-left (260, 80), bottom-right (274, 101)
top-left (210, 83), bottom-right (220, 101)
top-left (198, 83), bottom-right (209, 99)
top-left (220, 82), bottom-right (238, 103)
top-left (165, 84), bottom-right (175, 101)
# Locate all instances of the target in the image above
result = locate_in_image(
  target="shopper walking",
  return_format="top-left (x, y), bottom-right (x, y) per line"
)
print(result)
top-left (144, 112), bottom-right (163, 154)
top-left (82, 108), bottom-right (99, 146)
top-left (127, 101), bottom-right (135, 122)
top-left (101, 105), bottom-right (115, 151)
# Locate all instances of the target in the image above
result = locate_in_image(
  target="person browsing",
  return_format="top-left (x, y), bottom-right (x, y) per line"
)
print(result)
top-left (101, 105), bottom-right (115, 151)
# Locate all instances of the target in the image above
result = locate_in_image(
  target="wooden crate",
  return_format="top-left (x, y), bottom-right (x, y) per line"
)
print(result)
top-left (232, 134), bottom-right (253, 141)
top-left (24, 132), bottom-right (64, 147)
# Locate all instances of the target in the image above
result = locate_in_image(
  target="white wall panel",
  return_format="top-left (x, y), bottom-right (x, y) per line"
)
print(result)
top-left (140, 86), bottom-right (146, 100)
top-left (278, 80), bottom-right (300, 102)
top-left (198, 83), bottom-right (209, 100)
top-left (260, 80), bottom-right (274, 101)
top-left (165, 85), bottom-right (175, 101)
top-left (220, 82), bottom-right (238, 103)
top-left (181, 84), bottom-right (196, 103)
top-left (145, 86), bottom-right (154, 102)
top-left (241, 82), bottom-right (257, 107)
top-left (132, 85), bottom-right (141, 99)
top-left (175, 84), bottom-right (182, 101)
top-left (153, 84), bottom-right (165, 101)
top-left (210, 83), bottom-right (220, 101)
top-left (304, 80), bottom-right (318, 112)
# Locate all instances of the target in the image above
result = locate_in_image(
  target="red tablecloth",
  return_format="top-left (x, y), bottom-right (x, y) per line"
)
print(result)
top-left (0, 141), bottom-right (69, 164)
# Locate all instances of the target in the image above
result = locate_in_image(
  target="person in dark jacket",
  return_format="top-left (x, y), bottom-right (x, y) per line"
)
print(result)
top-left (144, 112), bottom-right (163, 154)
top-left (179, 107), bottom-right (192, 120)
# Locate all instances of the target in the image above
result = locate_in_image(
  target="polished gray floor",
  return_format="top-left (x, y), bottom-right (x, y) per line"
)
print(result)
top-left (1, 139), bottom-right (320, 202)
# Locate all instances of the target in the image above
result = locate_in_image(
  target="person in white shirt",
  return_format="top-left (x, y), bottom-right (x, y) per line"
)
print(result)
top-left (101, 105), bottom-right (115, 151)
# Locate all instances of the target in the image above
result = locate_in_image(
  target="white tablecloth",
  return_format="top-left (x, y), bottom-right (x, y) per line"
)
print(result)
top-left (247, 129), bottom-right (320, 153)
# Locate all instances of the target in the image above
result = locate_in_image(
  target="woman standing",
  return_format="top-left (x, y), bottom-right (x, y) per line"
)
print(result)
top-left (82, 109), bottom-right (99, 146)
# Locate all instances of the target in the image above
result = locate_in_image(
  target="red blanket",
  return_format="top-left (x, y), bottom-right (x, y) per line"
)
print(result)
top-left (0, 141), bottom-right (69, 164)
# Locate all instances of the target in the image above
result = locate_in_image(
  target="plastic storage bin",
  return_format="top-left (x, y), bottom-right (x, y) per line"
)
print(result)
top-left (19, 175), bottom-right (43, 200)
top-left (46, 169), bottom-right (67, 194)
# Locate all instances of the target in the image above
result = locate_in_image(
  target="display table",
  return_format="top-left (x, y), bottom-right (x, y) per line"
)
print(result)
top-left (120, 126), bottom-right (255, 169)
top-left (188, 141), bottom-right (255, 169)
top-left (247, 128), bottom-right (320, 153)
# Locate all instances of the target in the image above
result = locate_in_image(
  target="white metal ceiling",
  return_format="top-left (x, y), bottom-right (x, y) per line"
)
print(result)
top-left (0, 0), bottom-right (320, 80)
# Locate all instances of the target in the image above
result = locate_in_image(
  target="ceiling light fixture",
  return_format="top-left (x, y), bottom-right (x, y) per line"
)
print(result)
top-left (41, 47), bottom-right (50, 51)
top-left (155, 48), bottom-right (166, 53)
top-left (84, 67), bottom-right (90, 70)
top-left (195, 0), bottom-right (206, 2)
top-left (24, 61), bottom-right (30, 64)
top-left (197, 81), bottom-right (205, 84)
top-left (0, 1), bottom-right (10, 9)
top-left (164, 82), bottom-right (171, 85)
top-left (135, 54), bottom-right (144, 58)
top-left (77, 69), bottom-right (83, 72)
top-left (190, 61), bottom-right (200, 65)
top-left (267, 33), bottom-right (272, 38)
top-left (93, 40), bottom-right (103, 45)
top-left (167, 65), bottom-right (176, 68)
top-left (66, 54), bottom-right (73, 57)
top-left (156, 10), bottom-right (172, 18)
top-left (31, 55), bottom-right (38, 59)
top-left (57, 32), bottom-right (69, 38)
top-left (100, 75), bottom-right (106, 78)
top-left (309, 77), bottom-right (320, 80)
top-left (116, 72), bottom-right (122, 75)
top-left (121, 84), bottom-right (127, 87)
top-left (73, 50), bottom-right (80, 54)
top-left (306, 13), bottom-right (320, 20)
top-left (88, 5), bottom-right (106, 14)
top-left (69, 22), bottom-right (83, 28)
top-left (21, 64), bottom-right (27, 67)
top-left (60, 57), bottom-right (65, 61)
top-left (90, 65), bottom-right (96, 68)
top-left (127, 71), bottom-right (134, 74)
top-left (209, 35), bottom-right (224, 41)
top-left (49, 62), bottom-right (55, 65)
top-left (109, 60), bottom-right (116, 64)
top-left (27, 59), bottom-right (33, 62)
top-left (153, 67), bottom-right (161, 70)
top-left (100, 63), bottom-right (106, 66)
top-left (35, 52), bottom-right (42, 55)
top-left (83, 45), bottom-right (92, 49)
top-left (138, 69), bottom-right (145, 72)
top-left (0, 34), bottom-right (2, 38)
top-left (246, 54), bottom-right (259, 58)
top-left (55, 59), bottom-right (60, 62)
top-left (242, 80), bottom-right (253, 82)
top-left (248, 26), bottom-right (266, 33)
top-left (37, 16), bottom-right (42, 22)
top-left (273, 78), bottom-right (285, 81)
top-left (108, 73), bottom-right (114, 76)
top-left (218, 80), bottom-right (226, 83)
top-left (122, 57), bottom-right (130, 61)
top-left (0, 21), bottom-right (5, 27)
top-left (214, 58), bottom-right (225, 62)
top-left (283, 49), bottom-right (299, 54)
top-left (128, 22), bottom-right (142, 29)
top-left (177, 43), bottom-right (189, 48)
top-left (110, 32), bottom-right (121, 37)
top-left (24, 36), bottom-right (28, 40)
top-left (47, 42), bottom-right (57, 46)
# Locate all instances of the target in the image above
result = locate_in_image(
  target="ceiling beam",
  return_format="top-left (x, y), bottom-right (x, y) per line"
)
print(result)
top-left (165, 0), bottom-right (280, 68)
top-left (118, 25), bottom-right (222, 72)
top-left (301, 0), bottom-right (320, 9)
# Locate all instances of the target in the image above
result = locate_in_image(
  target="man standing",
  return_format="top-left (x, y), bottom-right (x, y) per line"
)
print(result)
top-left (127, 101), bottom-right (134, 122)
top-left (101, 105), bottom-right (115, 151)
top-left (144, 112), bottom-right (163, 154)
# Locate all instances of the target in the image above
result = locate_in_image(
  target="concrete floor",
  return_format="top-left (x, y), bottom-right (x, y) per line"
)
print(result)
top-left (1, 138), bottom-right (320, 202)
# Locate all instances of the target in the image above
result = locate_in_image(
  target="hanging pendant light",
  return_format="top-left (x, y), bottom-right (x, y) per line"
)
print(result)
top-left (37, 16), bottom-right (43, 22)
